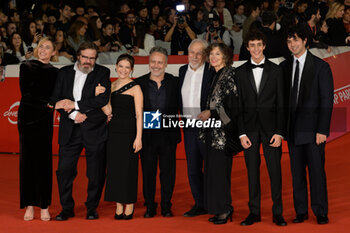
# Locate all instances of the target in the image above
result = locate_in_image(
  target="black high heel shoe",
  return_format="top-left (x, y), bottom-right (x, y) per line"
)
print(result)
top-left (213, 209), bottom-right (233, 225)
top-left (114, 213), bottom-right (124, 220)
top-left (123, 209), bottom-right (134, 220)
top-left (208, 215), bottom-right (219, 222)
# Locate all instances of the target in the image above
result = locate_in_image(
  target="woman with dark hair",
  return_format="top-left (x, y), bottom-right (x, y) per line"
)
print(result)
top-left (67, 20), bottom-right (87, 51)
top-left (150, 4), bottom-right (161, 24)
top-left (18, 37), bottom-right (58, 221)
top-left (198, 43), bottom-right (241, 224)
top-left (102, 54), bottom-right (143, 220)
top-left (20, 20), bottom-right (41, 52)
top-left (86, 16), bottom-right (103, 45)
top-left (5, 32), bottom-right (32, 63)
top-left (54, 29), bottom-right (75, 61)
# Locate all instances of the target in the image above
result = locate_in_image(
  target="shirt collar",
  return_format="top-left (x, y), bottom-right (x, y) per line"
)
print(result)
top-left (188, 63), bottom-right (205, 72)
top-left (293, 50), bottom-right (307, 64)
top-left (251, 57), bottom-right (265, 65)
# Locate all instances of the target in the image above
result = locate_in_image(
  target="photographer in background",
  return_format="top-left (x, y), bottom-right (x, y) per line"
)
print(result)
top-left (164, 5), bottom-right (196, 55)
top-left (205, 14), bottom-right (232, 47)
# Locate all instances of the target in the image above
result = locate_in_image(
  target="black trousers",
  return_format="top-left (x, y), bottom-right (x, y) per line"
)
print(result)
top-left (183, 128), bottom-right (205, 208)
top-left (288, 141), bottom-right (328, 216)
top-left (243, 131), bottom-right (283, 215)
top-left (140, 133), bottom-right (177, 211)
top-left (203, 145), bottom-right (233, 215)
top-left (56, 125), bottom-right (106, 213)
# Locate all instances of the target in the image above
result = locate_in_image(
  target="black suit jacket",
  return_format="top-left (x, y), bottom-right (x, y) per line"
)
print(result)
top-left (135, 72), bottom-right (181, 144)
top-left (237, 59), bottom-right (285, 139)
top-left (281, 51), bottom-right (334, 145)
top-left (178, 62), bottom-right (214, 115)
top-left (52, 64), bottom-right (111, 146)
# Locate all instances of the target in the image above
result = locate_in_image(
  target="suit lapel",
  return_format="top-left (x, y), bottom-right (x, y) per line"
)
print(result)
top-left (68, 67), bottom-right (76, 100)
top-left (246, 63), bottom-right (258, 95)
top-left (200, 63), bottom-right (212, 108)
top-left (259, 61), bottom-right (270, 95)
top-left (81, 69), bottom-right (95, 99)
top-left (298, 52), bottom-right (315, 107)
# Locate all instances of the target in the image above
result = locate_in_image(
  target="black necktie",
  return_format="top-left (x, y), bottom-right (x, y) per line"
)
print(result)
top-left (291, 60), bottom-right (299, 112)
top-left (251, 63), bottom-right (264, 69)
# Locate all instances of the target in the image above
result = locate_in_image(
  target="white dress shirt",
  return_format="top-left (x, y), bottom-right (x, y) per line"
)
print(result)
top-left (251, 57), bottom-right (265, 93)
top-left (292, 50), bottom-right (307, 101)
top-left (181, 63), bottom-right (205, 119)
top-left (69, 62), bottom-right (91, 122)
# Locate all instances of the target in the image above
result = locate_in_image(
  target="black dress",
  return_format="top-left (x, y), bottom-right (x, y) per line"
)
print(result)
top-left (18, 60), bottom-right (58, 209)
top-left (104, 82), bottom-right (139, 204)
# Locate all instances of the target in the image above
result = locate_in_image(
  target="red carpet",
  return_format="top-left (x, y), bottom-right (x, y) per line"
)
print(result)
top-left (1, 133), bottom-right (350, 233)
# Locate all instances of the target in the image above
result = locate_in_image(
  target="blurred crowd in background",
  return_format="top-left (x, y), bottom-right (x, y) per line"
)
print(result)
top-left (0, 0), bottom-right (349, 66)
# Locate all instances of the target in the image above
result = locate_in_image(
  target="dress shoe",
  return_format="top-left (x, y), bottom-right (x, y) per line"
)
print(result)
top-left (184, 205), bottom-right (207, 217)
top-left (55, 211), bottom-right (75, 221)
top-left (293, 213), bottom-right (308, 223)
top-left (144, 208), bottom-right (156, 218)
top-left (124, 209), bottom-right (134, 220)
top-left (240, 213), bottom-right (261, 226)
top-left (273, 215), bottom-right (287, 226)
top-left (114, 213), bottom-right (124, 220)
top-left (213, 209), bottom-right (233, 225)
top-left (86, 209), bottom-right (99, 220)
top-left (161, 209), bottom-right (174, 217)
top-left (317, 215), bottom-right (329, 224)
top-left (208, 215), bottom-right (219, 222)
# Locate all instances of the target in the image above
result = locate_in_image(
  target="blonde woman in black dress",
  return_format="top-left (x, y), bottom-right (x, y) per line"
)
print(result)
top-left (18, 37), bottom-right (58, 221)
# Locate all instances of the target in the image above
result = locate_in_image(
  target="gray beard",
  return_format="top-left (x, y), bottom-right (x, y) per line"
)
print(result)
top-left (78, 61), bottom-right (93, 74)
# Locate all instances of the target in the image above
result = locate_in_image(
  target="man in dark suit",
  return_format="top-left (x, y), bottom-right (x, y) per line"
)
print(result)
top-left (52, 42), bottom-right (111, 221)
top-left (178, 39), bottom-right (213, 217)
top-left (135, 46), bottom-right (181, 218)
top-left (281, 25), bottom-right (333, 225)
top-left (236, 30), bottom-right (287, 226)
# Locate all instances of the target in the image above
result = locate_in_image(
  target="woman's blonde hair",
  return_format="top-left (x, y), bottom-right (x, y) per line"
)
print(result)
top-left (34, 37), bottom-right (59, 62)
top-left (326, 1), bottom-right (345, 19)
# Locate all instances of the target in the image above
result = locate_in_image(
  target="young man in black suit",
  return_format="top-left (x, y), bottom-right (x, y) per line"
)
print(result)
top-left (136, 46), bottom-right (181, 218)
top-left (281, 25), bottom-right (333, 225)
top-left (236, 30), bottom-right (287, 226)
top-left (52, 42), bottom-right (111, 221)
top-left (178, 39), bottom-right (213, 217)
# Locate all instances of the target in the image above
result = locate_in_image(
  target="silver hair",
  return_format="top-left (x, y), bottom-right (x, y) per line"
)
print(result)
top-left (149, 46), bottom-right (168, 62)
top-left (188, 39), bottom-right (209, 51)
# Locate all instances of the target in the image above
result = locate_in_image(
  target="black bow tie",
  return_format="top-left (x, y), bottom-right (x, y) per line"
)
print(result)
top-left (251, 63), bottom-right (264, 69)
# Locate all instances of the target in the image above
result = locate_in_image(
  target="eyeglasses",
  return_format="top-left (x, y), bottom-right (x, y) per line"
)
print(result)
top-left (80, 55), bottom-right (96, 61)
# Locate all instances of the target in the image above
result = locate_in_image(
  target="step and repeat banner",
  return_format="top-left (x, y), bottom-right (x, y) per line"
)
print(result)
top-left (1, 48), bottom-right (349, 157)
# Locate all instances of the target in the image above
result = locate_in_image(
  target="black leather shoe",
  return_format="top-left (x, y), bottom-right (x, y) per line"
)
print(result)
top-left (55, 211), bottom-right (75, 221)
top-left (184, 205), bottom-right (207, 217)
top-left (144, 208), bottom-right (156, 218)
top-left (273, 215), bottom-right (287, 226)
top-left (208, 215), bottom-right (219, 222)
top-left (213, 209), bottom-right (233, 225)
top-left (317, 215), bottom-right (329, 224)
top-left (293, 213), bottom-right (308, 223)
top-left (86, 209), bottom-right (99, 220)
top-left (240, 213), bottom-right (261, 226)
top-left (114, 213), bottom-right (124, 220)
top-left (124, 210), bottom-right (134, 220)
top-left (161, 209), bottom-right (174, 217)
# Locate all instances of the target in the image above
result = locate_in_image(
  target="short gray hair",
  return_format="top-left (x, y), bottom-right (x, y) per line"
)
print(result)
top-left (149, 46), bottom-right (168, 61)
top-left (188, 39), bottom-right (209, 51)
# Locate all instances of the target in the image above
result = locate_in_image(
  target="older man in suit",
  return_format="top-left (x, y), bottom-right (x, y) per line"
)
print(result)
top-left (178, 39), bottom-right (213, 217)
top-left (281, 25), bottom-right (333, 225)
top-left (236, 30), bottom-right (287, 226)
top-left (52, 41), bottom-right (111, 221)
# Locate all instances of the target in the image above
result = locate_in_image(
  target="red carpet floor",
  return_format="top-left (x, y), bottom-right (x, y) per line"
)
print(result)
top-left (1, 133), bottom-right (350, 233)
